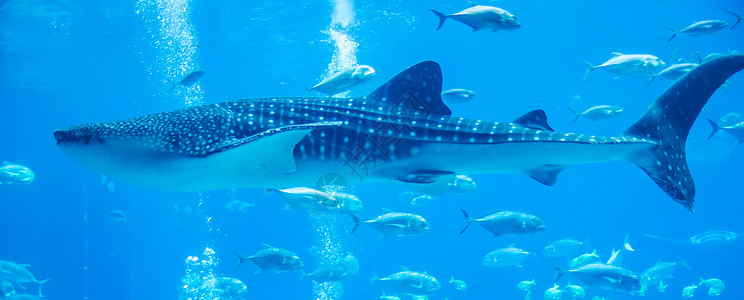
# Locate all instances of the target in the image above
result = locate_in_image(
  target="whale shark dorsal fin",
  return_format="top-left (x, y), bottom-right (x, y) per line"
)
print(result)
top-left (526, 164), bottom-right (566, 186)
top-left (366, 61), bottom-right (451, 116)
top-left (513, 110), bottom-right (554, 131)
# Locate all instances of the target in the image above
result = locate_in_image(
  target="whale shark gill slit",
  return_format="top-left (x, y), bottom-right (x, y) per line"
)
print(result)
top-left (52, 55), bottom-right (744, 211)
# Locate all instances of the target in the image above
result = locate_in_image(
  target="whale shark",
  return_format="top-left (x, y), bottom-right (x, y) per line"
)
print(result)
top-left (54, 54), bottom-right (744, 211)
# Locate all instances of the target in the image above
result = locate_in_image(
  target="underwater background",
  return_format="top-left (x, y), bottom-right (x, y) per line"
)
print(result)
top-left (1, 0), bottom-right (744, 299)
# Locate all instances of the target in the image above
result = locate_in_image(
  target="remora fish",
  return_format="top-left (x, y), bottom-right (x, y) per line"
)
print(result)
top-left (53, 55), bottom-right (744, 212)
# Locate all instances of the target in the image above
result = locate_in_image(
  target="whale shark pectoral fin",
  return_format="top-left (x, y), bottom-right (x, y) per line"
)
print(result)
top-left (212, 122), bottom-right (341, 174)
top-left (513, 110), bottom-right (554, 131)
top-left (526, 164), bottom-right (566, 186)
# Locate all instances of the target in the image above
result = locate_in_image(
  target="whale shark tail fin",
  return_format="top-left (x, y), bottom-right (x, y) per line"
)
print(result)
top-left (623, 54), bottom-right (744, 212)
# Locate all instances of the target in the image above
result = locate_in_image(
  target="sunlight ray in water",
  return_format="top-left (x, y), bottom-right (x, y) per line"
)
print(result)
top-left (311, 1), bottom-right (358, 299)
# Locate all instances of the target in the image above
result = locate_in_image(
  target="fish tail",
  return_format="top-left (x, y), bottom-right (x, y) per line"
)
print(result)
top-left (728, 11), bottom-right (743, 30)
top-left (458, 209), bottom-right (472, 235)
top-left (350, 214), bottom-right (361, 235)
top-left (581, 60), bottom-right (595, 80)
top-left (664, 27), bottom-right (677, 42)
top-left (37, 278), bottom-right (51, 296)
top-left (299, 271), bottom-right (308, 280)
top-left (566, 107), bottom-right (579, 123)
top-left (430, 9), bottom-right (448, 31)
top-left (623, 233), bottom-right (634, 252)
top-left (646, 73), bottom-right (657, 86)
top-left (706, 119), bottom-right (720, 139)
top-left (552, 267), bottom-right (566, 283)
top-left (234, 251), bottom-right (248, 272)
top-left (168, 84), bottom-right (176, 93)
top-left (622, 54), bottom-right (744, 212)
top-left (679, 260), bottom-right (692, 269)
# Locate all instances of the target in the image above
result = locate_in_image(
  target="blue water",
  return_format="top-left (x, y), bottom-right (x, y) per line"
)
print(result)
top-left (1, 0), bottom-right (743, 299)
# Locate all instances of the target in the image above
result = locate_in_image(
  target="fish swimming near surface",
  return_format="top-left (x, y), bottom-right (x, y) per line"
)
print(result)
top-left (667, 20), bottom-right (729, 42)
top-left (430, 5), bottom-right (520, 32)
top-left (53, 54), bottom-right (744, 212)
top-left (583, 53), bottom-right (665, 79)
top-left (169, 70), bottom-right (204, 92)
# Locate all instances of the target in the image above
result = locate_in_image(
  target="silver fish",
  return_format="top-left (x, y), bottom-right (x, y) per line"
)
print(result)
top-left (234, 244), bottom-right (303, 273)
top-left (430, 5), bottom-right (520, 32)
top-left (460, 209), bottom-right (544, 237)
top-left (351, 210), bottom-right (429, 237)
top-left (667, 20), bottom-right (728, 42)
top-left (584, 53), bottom-right (665, 79)
top-left (309, 65), bottom-right (375, 96)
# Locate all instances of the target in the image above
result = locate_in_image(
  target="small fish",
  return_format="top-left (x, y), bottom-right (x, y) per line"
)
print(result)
top-left (567, 105), bottom-right (624, 123)
top-left (203, 277), bottom-right (247, 300)
top-left (309, 65), bottom-right (375, 96)
top-left (564, 283), bottom-right (585, 298)
top-left (699, 277), bottom-right (725, 296)
top-left (0, 162), bottom-right (35, 185)
top-left (543, 238), bottom-right (585, 258)
top-left (555, 263), bottom-right (641, 293)
top-left (517, 279), bottom-right (536, 291)
top-left (0, 261), bottom-right (49, 296)
top-left (570, 250), bottom-right (601, 269)
top-left (667, 20), bottom-right (729, 42)
top-left (350, 210), bottom-right (429, 237)
top-left (449, 275), bottom-right (467, 291)
top-left (682, 284), bottom-right (697, 298)
top-left (234, 244), bottom-right (303, 273)
top-left (430, 5), bottom-right (520, 32)
top-left (707, 119), bottom-right (744, 143)
top-left (641, 260), bottom-right (691, 289)
top-left (267, 187), bottom-right (341, 212)
top-left (543, 284), bottom-right (563, 300)
top-left (372, 267), bottom-right (441, 296)
top-left (449, 175), bottom-right (476, 193)
top-left (583, 53), bottom-right (665, 79)
top-left (301, 263), bottom-right (349, 282)
top-left (169, 70), bottom-right (204, 92)
top-left (459, 209), bottom-right (545, 237)
top-left (410, 194), bottom-right (436, 207)
top-left (225, 200), bottom-right (255, 213)
top-left (379, 292), bottom-right (401, 300)
top-left (647, 63), bottom-right (698, 85)
top-left (441, 89), bottom-right (477, 103)
top-left (108, 210), bottom-right (128, 222)
top-left (482, 245), bottom-right (531, 268)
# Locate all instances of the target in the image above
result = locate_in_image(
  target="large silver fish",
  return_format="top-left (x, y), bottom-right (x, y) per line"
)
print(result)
top-left (53, 55), bottom-right (744, 212)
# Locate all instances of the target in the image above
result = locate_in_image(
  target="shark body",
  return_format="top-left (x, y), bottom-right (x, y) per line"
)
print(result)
top-left (54, 55), bottom-right (744, 211)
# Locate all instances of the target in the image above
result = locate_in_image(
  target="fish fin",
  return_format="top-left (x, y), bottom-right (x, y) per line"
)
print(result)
top-left (552, 267), bottom-right (566, 283)
top-left (36, 278), bottom-right (50, 296)
top-left (449, 275), bottom-right (455, 283)
top-left (430, 9), bottom-right (448, 31)
top-left (262, 243), bottom-right (274, 249)
top-left (611, 52), bottom-right (624, 57)
top-left (526, 164), bottom-right (566, 186)
top-left (623, 233), bottom-right (634, 251)
top-left (602, 277), bottom-right (619, 284)
top-left (350, 215), bottom-right (361, 234)
top-left (582, 61), bottom-right (595, 80)
top-left (728, 11), bottom-right (743, 29)
top-left (679, 260), bottom-right (692, 269)
top-left (706, 119), bottom-right (720, 139)
top-left (459, 209), bottom-right (472, 234)
top-left (168, 84), bottom-right (176, 93)
top-left (513, 110), bottom-right (554, 131)
top-left (566, 107), bottom-right (580, 123)
top-left (623, 54), bottom-right (744, 212)
top-left (234, 251), bottom-right (248, 272)
top-left (367, 61), bottom-right (451, 116)
top-left (646, 73), bottom-right (657, 86)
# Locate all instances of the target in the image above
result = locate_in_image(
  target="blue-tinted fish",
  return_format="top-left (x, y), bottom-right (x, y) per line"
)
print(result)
top-left (567, 105), bottom-right (623, 123)
top-left (169, 70), bottom-right (204, 92)
top-left (441, 89), bottom-right (477, 103)
top-left (460, 209), bottom-right (544, 237)
top-left (373, 267), bottom-right (441, 296)
top-left (0, 162), bottom-right (34, 185)
top-left (707, 119), bottom-right (744, 143)
top-left (350, 210), bottom-right (429, 237)
top-left (584, 53), bottom-right (665, 79)
top-left (309, 65), bottom-right (375, 96)
top-left (234, 244), bottom-right (303, 273)
top-left (667, 20), bottom-right (728, 42)
top-left (53, 55), bottom-right (744, 212)
top-left (555, 263), bottom-right (641, 293)
top-left (430, 5), bottom-right (520, 32)
top-left (647, 63), bottom-right (698, 86)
